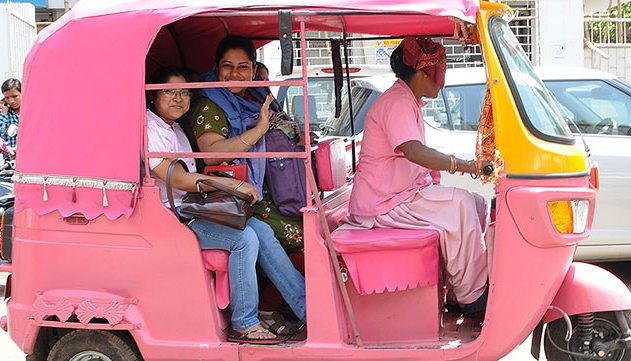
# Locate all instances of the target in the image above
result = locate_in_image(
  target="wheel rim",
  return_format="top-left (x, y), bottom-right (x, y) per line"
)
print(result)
top-left (564, 317), bottom-right (625, 361)
top-left (68, 351), bottom-right (114, 361)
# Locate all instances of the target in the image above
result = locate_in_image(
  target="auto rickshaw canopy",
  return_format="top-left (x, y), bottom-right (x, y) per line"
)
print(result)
top-left (16, 0), bottom-right (480, 219)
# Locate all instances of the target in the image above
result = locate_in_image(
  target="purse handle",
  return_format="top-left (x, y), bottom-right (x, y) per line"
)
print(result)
top-left (195, 177), bottom-right (254, 203)
top-left (166, 159), bottom-right (186, 221)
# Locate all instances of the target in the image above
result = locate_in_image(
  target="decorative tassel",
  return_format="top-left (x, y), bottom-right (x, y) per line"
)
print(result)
top-left (129, 184), bottom-right (137, 208)
top-left (43, 176), bottom-right (49, 201)
top-left (102, 181), bottom-right (109, 207)
top-left (71, 178), bottom-right (77, 203)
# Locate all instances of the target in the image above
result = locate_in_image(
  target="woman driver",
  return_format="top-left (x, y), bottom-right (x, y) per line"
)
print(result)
top-left (344, 37), bottom-right (489, 317)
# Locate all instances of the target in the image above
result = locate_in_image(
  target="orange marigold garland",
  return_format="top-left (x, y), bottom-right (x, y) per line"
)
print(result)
top-left (476, 87), bottom-right (504, 184)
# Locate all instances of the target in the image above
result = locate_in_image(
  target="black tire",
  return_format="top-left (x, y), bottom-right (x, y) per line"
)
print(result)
top-left (544, 311), bottom-right (631, 361)
top-left (46, 330), bottom-right (140, 361)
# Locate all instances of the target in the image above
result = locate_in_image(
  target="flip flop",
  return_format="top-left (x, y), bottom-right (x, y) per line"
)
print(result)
top-left (227, 327), bottom-right (281, 345)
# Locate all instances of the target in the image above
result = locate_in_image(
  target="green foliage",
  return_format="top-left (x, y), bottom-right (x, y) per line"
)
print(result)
top-left (586, 2), bottom-right (631, 44)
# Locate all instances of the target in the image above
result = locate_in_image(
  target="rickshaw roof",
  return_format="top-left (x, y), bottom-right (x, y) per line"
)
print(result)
top-left (17, 0), bottom-right (481, 219)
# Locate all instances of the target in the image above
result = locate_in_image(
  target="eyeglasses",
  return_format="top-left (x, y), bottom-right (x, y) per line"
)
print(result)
top-left (160, 89), bottom-right (192, 99)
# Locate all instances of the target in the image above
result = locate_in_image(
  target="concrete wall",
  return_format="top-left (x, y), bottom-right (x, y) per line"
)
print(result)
top-left (585, 45), bottom-right (631, 81)
top-left (538, 0), bottom-right (584, 67)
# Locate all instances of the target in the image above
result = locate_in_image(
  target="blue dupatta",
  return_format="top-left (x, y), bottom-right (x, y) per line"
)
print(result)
top-left (200, 72), bottom-right (282, 198)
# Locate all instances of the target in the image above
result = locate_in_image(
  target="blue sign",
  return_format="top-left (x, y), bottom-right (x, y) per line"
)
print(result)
top-left (0, 0), bottom-right (46, 7)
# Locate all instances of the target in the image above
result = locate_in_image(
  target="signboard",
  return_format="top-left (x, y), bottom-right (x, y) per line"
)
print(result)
top-left (373, 39), bottom-right (402, 63)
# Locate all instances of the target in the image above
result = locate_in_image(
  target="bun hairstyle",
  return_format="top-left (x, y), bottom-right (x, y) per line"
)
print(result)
top-left (390, 45), bottom-right (416, 83)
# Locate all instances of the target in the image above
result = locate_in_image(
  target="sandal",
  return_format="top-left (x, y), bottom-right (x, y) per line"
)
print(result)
top-left (259, 311), bottom-right (298, 336)
top-left (289, 321), bottom-right (307, 341)
top-left (227, 326), bottom-right (281, 345)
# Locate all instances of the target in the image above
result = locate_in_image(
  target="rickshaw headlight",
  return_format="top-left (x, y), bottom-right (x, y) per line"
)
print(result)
top-left (548, 200), bottom-right (590, 234)
top-left (572, 200), bottom-right (590, 234)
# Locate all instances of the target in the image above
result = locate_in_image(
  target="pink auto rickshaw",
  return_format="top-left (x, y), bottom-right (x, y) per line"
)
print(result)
top-left (1, 1), bottom-right (631, 360)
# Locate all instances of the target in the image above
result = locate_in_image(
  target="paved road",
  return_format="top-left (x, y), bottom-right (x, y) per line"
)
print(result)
top-left (1, 263), bottom-right (630, 360)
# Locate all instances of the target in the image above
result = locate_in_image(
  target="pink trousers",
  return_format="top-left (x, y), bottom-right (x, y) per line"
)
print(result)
top-left (345, 185), bottom-right (488, 304)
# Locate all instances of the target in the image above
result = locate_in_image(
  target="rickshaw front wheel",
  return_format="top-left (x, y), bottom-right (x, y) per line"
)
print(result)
top-left (46, 329), bottom-right (140, 361)
top-left (544, 311), bottom-right (631, 361)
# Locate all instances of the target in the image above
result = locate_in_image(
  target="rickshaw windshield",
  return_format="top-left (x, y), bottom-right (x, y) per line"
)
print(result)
top-left (490, 17), bottom-right (574, 144)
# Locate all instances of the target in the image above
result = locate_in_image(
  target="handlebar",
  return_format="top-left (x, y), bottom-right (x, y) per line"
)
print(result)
top-left (481, 164), bottom-right (494, 177)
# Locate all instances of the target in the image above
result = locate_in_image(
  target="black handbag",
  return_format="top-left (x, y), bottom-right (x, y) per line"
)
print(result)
top-left (166, 159), bottom-right (253, 230)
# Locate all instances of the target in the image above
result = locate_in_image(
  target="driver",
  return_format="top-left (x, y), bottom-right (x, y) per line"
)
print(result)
top-left (344, 37), bottom-right (489, 318)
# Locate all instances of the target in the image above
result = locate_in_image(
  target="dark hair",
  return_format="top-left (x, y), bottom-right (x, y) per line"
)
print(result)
top-left (215, 35), bottom-right (257, 66)
top-left (147, 66), bottom-right (187, 109)
top-left (1, 78), bottom-right (21, 93)
top-left (390, 45), bottom-right (415, 83)
top-left (256, 62), bottom-right (269, 74)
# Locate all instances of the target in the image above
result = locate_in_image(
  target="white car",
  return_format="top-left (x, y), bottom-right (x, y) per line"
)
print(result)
top-left (321, 67), bottom-right (631, 261)
top-left (273, 64), bottom-right (391, 132)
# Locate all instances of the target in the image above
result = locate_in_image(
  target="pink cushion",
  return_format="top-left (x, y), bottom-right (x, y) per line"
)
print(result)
top-left (332, 228), bottom-right (439, 253)
top-left (331, 228), bottom-right (440, 295)
top-left (315, 139), bottom-right (347, 191)
top-left (201, 250), bottom-right (230, 309)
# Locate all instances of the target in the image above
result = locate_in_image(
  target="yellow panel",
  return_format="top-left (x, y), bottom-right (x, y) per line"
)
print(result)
top-left (477, 2), bottom-right (589, 175)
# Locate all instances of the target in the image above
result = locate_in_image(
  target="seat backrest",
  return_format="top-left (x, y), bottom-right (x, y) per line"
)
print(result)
top-left (292, 95), bottom-right (318, 123)
top-left (315, 138), bottom-right (347, 191)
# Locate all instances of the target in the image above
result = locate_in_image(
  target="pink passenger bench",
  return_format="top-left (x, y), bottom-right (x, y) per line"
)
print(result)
top-left (201, 250), bottom-right (230, 309)
top-left (317, 139), bottom-right (442, 343)
top-left (331, 227), bottom-right (441, 343)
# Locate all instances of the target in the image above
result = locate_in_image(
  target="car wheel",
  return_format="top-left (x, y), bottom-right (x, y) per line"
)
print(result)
top-left (46, 330), bottom-right (140, 361)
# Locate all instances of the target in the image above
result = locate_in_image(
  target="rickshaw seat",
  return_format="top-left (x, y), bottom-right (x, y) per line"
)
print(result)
top-left (201, 250), bottom-right (230, 309)
top-left (331, 228), bottom-right (440, 295)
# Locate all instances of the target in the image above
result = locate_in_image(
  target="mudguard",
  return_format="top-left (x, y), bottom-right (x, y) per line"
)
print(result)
top-left (532, 262), bottom-right (631, 359)
top-left (543, 262), bottom-right (631, 323)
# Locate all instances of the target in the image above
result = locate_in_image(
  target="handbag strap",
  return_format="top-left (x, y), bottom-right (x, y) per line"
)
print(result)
top-left (196, 177), bottom-right (253, 203)
top-left (166, 159), bottom-right (185, 221)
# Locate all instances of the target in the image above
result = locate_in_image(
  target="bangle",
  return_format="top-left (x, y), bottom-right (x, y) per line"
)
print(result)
top-left (234, 180), bottom-right (244, 190)
top-left (448, 155), bottom-right (457, 174)
top-left (239, 136), bottom-right (253, 147)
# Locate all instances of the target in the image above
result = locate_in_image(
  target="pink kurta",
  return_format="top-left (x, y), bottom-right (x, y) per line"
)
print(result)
top-left (346, 79), bottom-right (488, 304)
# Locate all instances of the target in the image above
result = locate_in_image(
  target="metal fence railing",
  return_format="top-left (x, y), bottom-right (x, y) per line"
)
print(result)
top-left (585, 16), bottom-right (631, 45)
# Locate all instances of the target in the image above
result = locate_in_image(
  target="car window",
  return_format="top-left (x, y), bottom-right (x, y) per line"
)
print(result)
top-left (321, 86), bottom-right (376, 136)
top-left (422, 97), bottom-right (450, 130)
top-left (544, 80), bottom-right (631, 136)
top-left (440, 85), bottom-right (486, 131)
top-left (278, 78), bottom-right (352, 132)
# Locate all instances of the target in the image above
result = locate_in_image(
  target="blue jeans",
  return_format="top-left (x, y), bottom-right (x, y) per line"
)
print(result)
top-left (188, 217), bottom-right (306, 331)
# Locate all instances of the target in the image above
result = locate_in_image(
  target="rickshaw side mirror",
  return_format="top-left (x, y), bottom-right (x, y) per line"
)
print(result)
top-left (279, 10), bottom-right (293, 76)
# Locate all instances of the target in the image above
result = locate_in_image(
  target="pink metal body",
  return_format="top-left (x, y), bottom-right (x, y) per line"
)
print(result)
top-left (5, 1), bottom-right (631, 360)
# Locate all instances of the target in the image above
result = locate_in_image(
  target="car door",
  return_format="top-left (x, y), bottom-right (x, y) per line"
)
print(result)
top-left (544, 79), bottom-right (631, 249)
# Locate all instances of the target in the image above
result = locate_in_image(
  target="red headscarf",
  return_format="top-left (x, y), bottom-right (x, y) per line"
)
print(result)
top-left (401, 36), bottom-right (447, 88)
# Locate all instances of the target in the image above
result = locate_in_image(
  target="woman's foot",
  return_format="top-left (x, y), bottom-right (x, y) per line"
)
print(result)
top-left (259, 311), bottom-right (298, 335)
top-left (460, 286), bottom-right (489, 318)
top-left (227, 324), bottom-right (280, 345)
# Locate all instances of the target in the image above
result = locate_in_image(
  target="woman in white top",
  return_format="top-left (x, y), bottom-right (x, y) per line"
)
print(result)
top-left (146, 67), bottom-right (305, 344)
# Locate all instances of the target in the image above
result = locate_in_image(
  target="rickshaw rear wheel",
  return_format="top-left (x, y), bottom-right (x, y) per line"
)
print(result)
top-left (544, 311), bottom-right (631, 361)
top-left (46, 330), bottom-right (140, 361)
